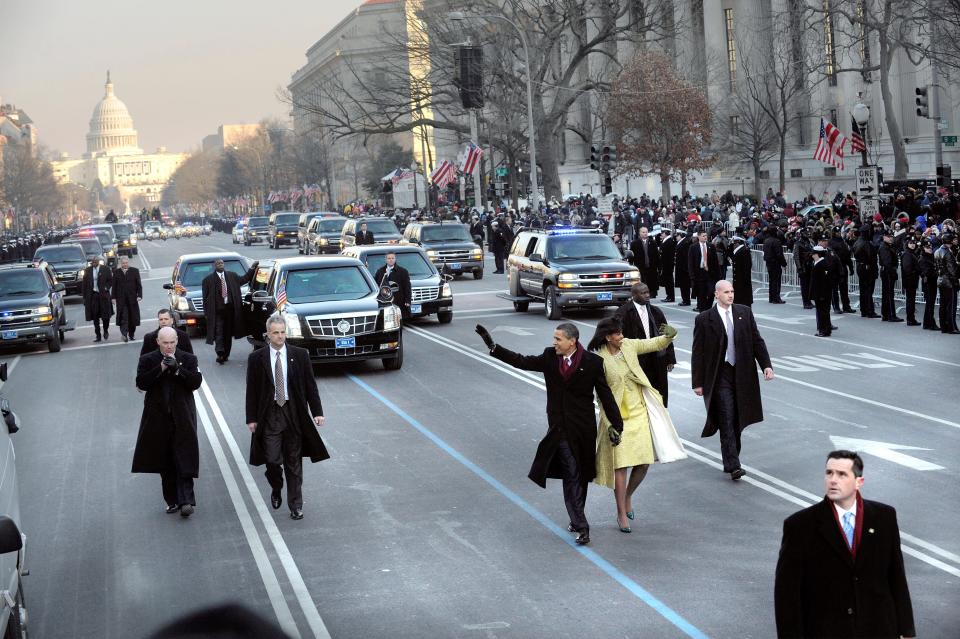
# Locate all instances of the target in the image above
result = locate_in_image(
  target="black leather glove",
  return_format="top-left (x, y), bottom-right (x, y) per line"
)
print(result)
top-left (162, 355), bottom-right (178, 371)
top-left (475, 324), bottom-right (496, 351)
top-left (608, 425), bottom-right (622, 447)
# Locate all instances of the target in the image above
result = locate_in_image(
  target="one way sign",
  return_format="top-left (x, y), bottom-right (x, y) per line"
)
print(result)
top-left (856, 166), bottom-right (879, 196)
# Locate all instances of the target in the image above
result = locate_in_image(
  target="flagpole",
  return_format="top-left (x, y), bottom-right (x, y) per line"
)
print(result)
top-left (470, 110), bottom-right (483, 213)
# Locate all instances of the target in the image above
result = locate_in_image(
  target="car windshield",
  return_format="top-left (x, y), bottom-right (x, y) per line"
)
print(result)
top-left (179, 260), bottom-right (246, 287)
top-left (65, 240), bottom-right (102, 257)
top-left (247, 217), bottom-right (269, 228)
top-left (234, 222), bottom-right (246, 230)
top-left (273, 214), bottom-right (300, 225)
top-left (364, 252), bottom-right (434, 278)
top-left (284, 266), bottom-right (372, 303)
top-left (111, 224), bottom-right (131, 237)
top-left (0, 270), bottom-right (47, 296)
top-left (86, 227), bottom-right (116, 241)
top-left (35, 246), bottom-right (86, 262)
top-left (318, 219), bottom-right (347, 232)
top-left (360, 219), bottom-right (398, 235)
top-left (546, 235), bottom-right (621, 261)
top-left (420, 225), bottom-right (472, 243)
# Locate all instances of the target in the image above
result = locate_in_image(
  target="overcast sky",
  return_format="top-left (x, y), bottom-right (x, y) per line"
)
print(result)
top-left (0, 0), bottom-right (365, 157)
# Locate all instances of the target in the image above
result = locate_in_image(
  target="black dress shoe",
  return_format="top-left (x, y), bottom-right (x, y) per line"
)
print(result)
top-left (575, 531), bottom-right (590, 545)
top-left (290, 509), bottom-right (304, 520)
top-left (803, 305), bottom-right (814, 310)
top-left (889, 317), bottom-right (904, 323)
top-left (678, 301), bottom-right (691, 306)
top-left (946, 329), bottom-right (960, 335)
top-left (924, 324), bottom-right (939, 330)
top-left (166, 504), bottom-right (180, 514)
top-left (664, 298), bottom-right (675, 302)
top-left (772, 300), bottom-right (787, 304)
top-left (271, 491), bottom-right (282, 510)
top-left (907, 320), bottom-right (921, 326)
top-left (866, 313), bottom-right (881, 318)
top-left (122, 334), bottom-right (129, 343)
top-left (843, 308), bottom-right (855, 314)
top-left (93, 337), bottom-right (102, 343)
top-left (730, 468), bottom-right (746, 480)
top-left (180, 504), bottom-right (194, 518)
top-left (815, 332), bottom-right (830, 337)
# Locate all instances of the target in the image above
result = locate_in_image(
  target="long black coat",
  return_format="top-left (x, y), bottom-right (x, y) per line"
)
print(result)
top-left (763, 235), bottom-right (788, 267)
top-left (374, 264), bottom-right (412, 312)
top-left (774, 497), bottom-right (915, 638)
top-left (901, 249), bottom-right (920, 288)
top-left (140, 327), bottom-right (194, 357)
top-left (687, 241), bottom-right (719, 283)
top-left (615, 301), bottom-right (676, 406)
top-left (112, 266), bottom-right (142, 329)
top-left (731, 246), bottom-right (753, 306)
top-left (81, 265), bottom-right (113, 321)
top-left (675, 236), bottom-right (692, 286)
top-left (245, 344), bottom-right (329, 466)
top-left (852, 237), bottom-right (878, 279)
top-left (132, 349), bottom-right (202, 476)
top-left (629, 237), bottom-right (660, 288)
top-left (691, 305), bottom-right (771, 437)
top-left (201, 266), bottom-right (257, 342)
top-left (491, 345), bottom-right (622, 488)
top-left (659, 235), bottom-right (676, 273)
top-left (810, 258), bottom-right (833, 301)
top-left (355, 230), bottom-right (375, 245)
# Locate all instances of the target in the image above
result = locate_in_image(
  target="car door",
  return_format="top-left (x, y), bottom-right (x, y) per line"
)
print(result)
top-left (516, 235), bottom-right (541, 295)
top-left (341, 220), bottom-right (356, 248)
top-left (243, 264), bottom-right (275, 342)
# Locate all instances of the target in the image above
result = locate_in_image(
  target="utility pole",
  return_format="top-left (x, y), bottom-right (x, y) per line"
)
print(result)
top-left (469, 110), bottom-right (483, 212)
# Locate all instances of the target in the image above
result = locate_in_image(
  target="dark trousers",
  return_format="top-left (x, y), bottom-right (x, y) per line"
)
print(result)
top-left (554, 440), bottom-right (589, 533)
top-left (92, 316), bottom-right (109, 338)
top-left (767, 263), bottom-right (782, 302)
top-left (214, 304), bottom-right (235, 358)
top-left (640, 267), bottom-right (658, 297)
top-left (923, 280), bottom-right (938, 328)
top-left (832, 271), bottom-right (852, 311)
top-left (712, 364), bottom-right (742, 473)
top-left (660, 268), bottom-right (675, 300)
top-left (858, 271), bottom-right (877, 316)
top-left (814, 298), bottom-right (832, 335)
top-left (118, 302), bottom-right (138, 338)
top-left (263, 403), bottom-right (303, 511)
top-left (161, 446), bottom-right (195, 507)
top-left (798, 271), bottom-right (812, 307)
top-left (677, 273), bottom-right (690, 304)
top-left (493, 250), bottom-right (505, 273)
top-left (904, 283), bottom-right (918, 322)
top-left (940, 286), bottom-right (958, 332)
top-left (693, 274), bottom-right (711, 311)
top-left (880, 273), bottom-right (897, 319)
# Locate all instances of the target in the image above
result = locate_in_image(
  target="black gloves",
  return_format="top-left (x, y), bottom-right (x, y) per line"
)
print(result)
top-left (608, 425), bottom-right (622, 447)
top-left (162, 355), bottom-right (179, 371)
top-left (475, 324), bottom-right (496, 351)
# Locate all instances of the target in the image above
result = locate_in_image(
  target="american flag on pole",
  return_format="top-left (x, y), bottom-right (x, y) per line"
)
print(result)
top-left (850, 116), bottom-right (866, 154)
top-left (813, 117), bottom-right (847, 171)
top-left (276, 273), bottom-right (288, 311)
top-left (430, 160), bottom-right (456, 187)
top-left (460, 143), bottom-right (483, 175)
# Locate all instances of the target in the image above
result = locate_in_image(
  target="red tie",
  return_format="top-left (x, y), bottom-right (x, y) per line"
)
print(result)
top-left (560, 356), bottom-right (570, 374)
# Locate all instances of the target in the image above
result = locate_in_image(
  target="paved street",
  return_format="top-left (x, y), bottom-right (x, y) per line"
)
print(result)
top-left (3, 232), bottom-right (958, 638)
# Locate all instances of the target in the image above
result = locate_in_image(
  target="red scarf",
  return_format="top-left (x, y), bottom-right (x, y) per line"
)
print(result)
top-left (559, 343), bottom-right (584, 381)
top-left (829, 491), bottom-right (865, 558)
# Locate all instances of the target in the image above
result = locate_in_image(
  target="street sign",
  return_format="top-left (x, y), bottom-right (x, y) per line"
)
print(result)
top-left (943, 135), bottom-right (957, 146)
top-left (495, 167), bottom-right (509, 177)
top-left (597, 195), bottom-right (614, 217)
top-left (859, 197), bottom-right (880, 218)
top-left (855, 166), bottom-right (879, 196)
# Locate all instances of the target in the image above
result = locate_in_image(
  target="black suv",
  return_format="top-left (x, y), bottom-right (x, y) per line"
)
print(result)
top-left (296, 213), bottom-right (324, 254)
top-left (0, 262), bottom-right (72, 352)
top-left (62, 237), bottom-right (105, 265)
top-left (33, 244), bottom-right (87, 295)
top-left (243, 256), bottom-right (403, 369)
top-left (267, 212), bottom-right (301, 249)
top-left (164, 252), bottom-right (252, 333)
top-left (110, 223), bottom-right (137, 256)
top-left (401, 222), bottom-right (484, 279)
top-left (243, 216), bottom-right (269, 245)
top-left (506, 227), bottom-right (639, 319)
top-left (305, 216), bottom-right (348, 255)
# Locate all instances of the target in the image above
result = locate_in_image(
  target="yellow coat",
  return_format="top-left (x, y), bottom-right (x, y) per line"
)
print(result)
top-left (595, 336), bottom-right (671, 429)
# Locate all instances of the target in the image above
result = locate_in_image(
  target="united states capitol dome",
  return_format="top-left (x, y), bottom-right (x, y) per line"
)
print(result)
top-left (85, 71), bottom-right (142, 157)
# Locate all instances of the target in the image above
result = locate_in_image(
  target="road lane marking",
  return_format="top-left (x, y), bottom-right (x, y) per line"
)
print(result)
top-left (199, 381), bottom-right (332, 639)
top-left (405, 325), bottom-right (960, 577)
top-left (828, 436), bottom-right (944, 471)
top-left (347, 374), bottom-right (710, 639)
top-left (138, 246), bottom-right (152, 272)
top-left (195, 398), bottom-right (301, 638)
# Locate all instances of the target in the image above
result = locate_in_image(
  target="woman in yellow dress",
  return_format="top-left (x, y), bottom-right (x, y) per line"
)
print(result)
top-left (588, 316), bottom-right (687, 533)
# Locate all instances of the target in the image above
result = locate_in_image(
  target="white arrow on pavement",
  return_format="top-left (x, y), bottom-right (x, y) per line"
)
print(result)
top-left (491, 325), bottom-right (535, 336)
top-left (829, 436), bottom-right (945, 471)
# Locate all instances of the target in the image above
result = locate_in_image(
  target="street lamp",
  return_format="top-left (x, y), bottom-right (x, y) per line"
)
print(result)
top-left (852, 101), bottom-right (870, 167)
top-left (449, 10), bottom-right (539, 212)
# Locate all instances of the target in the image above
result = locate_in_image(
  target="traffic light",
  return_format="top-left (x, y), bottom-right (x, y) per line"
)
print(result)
top-left (602, 173), bottom-right (613, 195)
top-left (590, 145), bottom-right (601, 171)
top-left (601, 145), bottom-right (618, 171)
top-left (454, 46), bottom-right (484, 109)
top-left (916, 86), bottom-right (930, 118)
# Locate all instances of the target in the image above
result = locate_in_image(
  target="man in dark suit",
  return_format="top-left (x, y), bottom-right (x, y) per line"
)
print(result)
top-left (852, 225), bottom-right (880, 318)
top-left (878, 230), bottom-right (903, 322)
top-left (687, 229), bottom-right (718, 312)
top-left (475, 322), bottom-right (626, 545)
top-left (141, 308), bottom-right (193, 357)
top-left (374, 252), bottom-right (412, 319)
top-left (658, 228), bottom-right (676, 302)
top-left (691, 280), bottom-right (774, 480)
top-left (774, 450), bottom-right (915, 639)
top-left (112, 255), bottom-right (142, 342)
top-left (355, 222), bottom-right (375, 245)
top-left (729, 236), bottom-right (753, 306)
top-left (674, 229), bottom-right (692, 306)
top-left (81, 255), bottom-right (113, 342)
top-left (201, 258), bottom-right (259, 364)
top-left (132, 327), bottom-right (203, 517)
top-left (810, 246), bottom-right (834, 337)
top-left (246, 314), bottom-right (328, 520)
top-left (615, 282), bottom-right (676, 406)
top-left (629, 226), bottom-right (660, 298)
top-left (762, 229), bottom-right (788, 303)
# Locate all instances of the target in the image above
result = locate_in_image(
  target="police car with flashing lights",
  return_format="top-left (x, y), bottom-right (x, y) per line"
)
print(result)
top-left (0, 261), bottom-right (73, 352)
top-left (503, 226), bottom-right (638, 319)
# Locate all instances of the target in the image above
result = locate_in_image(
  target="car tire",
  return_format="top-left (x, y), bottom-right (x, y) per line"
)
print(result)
top-left (473, 269), bottom-right (483, 280)
top-left (383, 338), bottom-right (403, 370)
top-left (3, 583), bottom-right (25, 639)
top-left (513, 300), bottom-right (529, 312)
top-left (48, 326), bottom-right (62, 353)
top-left (545, 285), bottom-right (562, 320)
top-left (437, 311), bottom-right (453, 324)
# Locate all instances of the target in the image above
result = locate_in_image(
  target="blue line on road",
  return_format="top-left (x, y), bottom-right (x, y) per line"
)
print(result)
top-left (348, 374), bottom-right (710, 639)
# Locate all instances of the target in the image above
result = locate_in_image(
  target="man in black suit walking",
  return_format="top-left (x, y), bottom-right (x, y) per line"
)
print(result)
top-left (141, 308), bottom-right (193, 357)
top-left (775, 450), bottom-right (915, 639)
top-left (201, 258), bottom-right (258, 364)
top-left (113, 255), bottom-right (142, 342)
top-left (374, 252), bottom-right (412, 319)
top-left (246, 314), bottom-right (329, 520)
top-left (475, 322), bottom-right (626, 545)
top-left (615, 282), bottom-right (675, 406)
top-left (355, 222), bottom-right (375, 245)
top-left (691, 280), bottom-right (774, 480)
top-left (629, 226), bottom-right (660, 298)
top-left (729, 236), bottom-right (753, 306)
top-left (687, 229), bottom-right (718, 312)
top-left (81, 255), bottom-right (113, 342)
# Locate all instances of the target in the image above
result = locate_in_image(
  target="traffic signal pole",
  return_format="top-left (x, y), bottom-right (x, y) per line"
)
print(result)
top-left (470, 110), bottom-right (483, 212)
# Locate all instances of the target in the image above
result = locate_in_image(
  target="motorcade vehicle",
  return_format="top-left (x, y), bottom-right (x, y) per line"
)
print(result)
top-left (242, 256), bottom-right (403, 369)
top-left (243, 216), bottom-right (269, 246)
top-left (342, 244), bottom-right (452, 323)
top-left (62, 237), bottom-right (106, 265)
top-left (144, 221), bottom-right (163, 240)
top-left (339, 217), bottom-right (402, 249)
top-left (232, 221), bottom-right (246, 244)
top-left (201, 223), bottom-right (212, 235)
top-left (305, 216), bottom-right (348, 255)
top-left (0, 262), bottom-right (72, 352)
top-left (296, 213), bottom-right (327, 254)
top-left (32, 243), bottom-right (87, 295)
top-left (505, 227), bottom-right (638, 319)
top-left (0, 362), bottom-right (29, 639)
top-left (267, 212), bottom-right (302, 249)
top-left (78, 226), bottom-right (119, 267)
top-left (163, 252), bottom-right (252, 333)
top-left (401, 222), bottom-right (484, 279)
top-left (110, 223), bottom-right (138, 256)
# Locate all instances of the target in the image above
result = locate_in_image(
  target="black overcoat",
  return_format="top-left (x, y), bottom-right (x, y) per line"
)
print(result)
top-left (490, 345), bottom-right (622, 488)
top-left (355, 230), bottom-right (375, 245)
top-left (687, 241), bottom-right (720, 282)
top-left (731, 246), bottom-right (753, 306)
top-left (131, 349), bottom-right (202, 476)
top-left (615, 301), bottom-right (676, 406)
top-left (674, 236), bottom-right (692, 287)
top-left (112, 266), bottom-right (142, 329)
top-left (245, 344), bottom-right (329, 466)
top-left (810, 259), bottom-right (833, 301)
top-left (81, 265), bottom-right (114, 321)
top-left (201, 265), bottom-right (257, 342)
top-left (629, 237), bottom-right (660, 288)
top-left (140, 327), bottom-right (194, 357)
top-left (691, 305), bottom-right (771, 437)
top-left (374, 264), bottom-right (412, 311)
top-left (774, 497), bottom-right (915, 639)
top-left (659, 235), bottom-right (676, 272)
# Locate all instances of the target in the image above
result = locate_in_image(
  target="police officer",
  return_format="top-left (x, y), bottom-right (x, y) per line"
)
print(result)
top-left (900, 237), bottom-right (921, 326)
top-left (919, 239), bottom-right (939, 330)
top-left (810, 246), bottom-right (833, 337)
top-left (878, 230), bottom-right (903, 322)
top-left (828, 229), bottom-right (855, 313)
top-left (793, 230), bottom-right (814, 310)
top-left (935, 233), bottom-right (959, 334)
top-left (852, 225), bottom-right (880, 318)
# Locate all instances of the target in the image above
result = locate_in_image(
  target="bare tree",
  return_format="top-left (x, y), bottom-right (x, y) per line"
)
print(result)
top-left (714, 89), bottom-right (780, 200)
top-left (162, 149), bottom-right (220, 208)
top-left (1, 143), bottom-right (62, 231)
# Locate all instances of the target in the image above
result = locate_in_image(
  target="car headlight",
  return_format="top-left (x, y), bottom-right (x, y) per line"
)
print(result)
top-left (383, 305), bottom-right (401, 331)
top-left (276, 232), bottom-right (284, 237)
top-left (624, 271), bottom-right (640, 280)
top-left (107, 249), bottom-right (115, 256)
top-left (319, 238), bottom-right (328, 246)
top-left (426, 249), bottom-right (437, 257)
top-left (77, 268), bottom-right (85, 278)
top-left (130, 236), bottom-right (137, 244)
top-left (441, 283), bottom-right (452, 298)
top-left (251, 231), bottom-right (257, 236)
top-left (558, 273), bottom-right (577, 281)
top-left (35, 305), bottom-right (51, 314)
top-left (284, 311), bottom-right (302, 338)
top-left (176, 297), bottom-right (190, 311)
top-left (472, 248), bottom-right (482, 258)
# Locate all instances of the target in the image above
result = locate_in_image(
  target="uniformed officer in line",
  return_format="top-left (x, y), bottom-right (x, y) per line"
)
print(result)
top-left (810, 246), bottom-right (834, 337)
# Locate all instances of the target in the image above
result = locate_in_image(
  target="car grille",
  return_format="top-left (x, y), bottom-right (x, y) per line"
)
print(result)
top-left (191, 298), bottom-right (204, 312)
top-left (577, 272), bottom-right (629, 288)
top-left (412, 286), bottom-right (440, 303)
top-left (57, 272), bottom-right (78, 281)
top-left (434, 249), bottom-right (473, 261)
top-left (0, 309), bottom-right (37, 326)
top-left (306, 312), bottom-right (379, 337)
top-left (312, 344), bottom-right (377, 358)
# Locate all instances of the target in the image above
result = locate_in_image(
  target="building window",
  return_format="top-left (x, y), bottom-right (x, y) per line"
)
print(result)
top-left (725, 8), bottom-right (737, 88)
top-left (730, 115), bottom-right (740, 136)
top-left (759, 170), bottom-right (770, 180)
top-left (824, 0), bottom-right (837, 86)
top-left (829, 109), bottom-right (838, 125)
top-left (791, 168), bottom-right (803, 178)
top-left (824, 167), bottom-right (837, 177)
